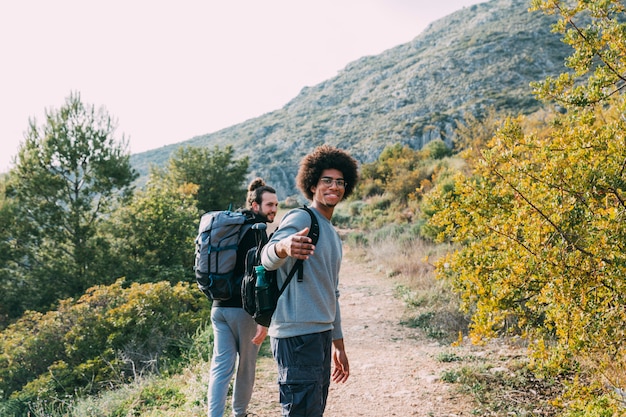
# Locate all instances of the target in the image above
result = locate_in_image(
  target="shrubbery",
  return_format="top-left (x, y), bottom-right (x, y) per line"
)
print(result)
top-left (0, 279), bottom-right (210, 416)
top-left (344, 140), bottom-right (460, 232)
top-left (428, 104), bottom-right (626, 412)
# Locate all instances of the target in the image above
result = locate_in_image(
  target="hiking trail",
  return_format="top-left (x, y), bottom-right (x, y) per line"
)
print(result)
top-left (247, 251), bottom-right (478, 416)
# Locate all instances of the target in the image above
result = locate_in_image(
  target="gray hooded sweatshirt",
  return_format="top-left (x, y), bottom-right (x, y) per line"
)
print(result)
top-left (261, 206), bottom-right (343, 340)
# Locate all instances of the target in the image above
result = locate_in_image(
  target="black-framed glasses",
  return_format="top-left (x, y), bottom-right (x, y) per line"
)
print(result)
top-left (319, 177), bottom-right (347, 188)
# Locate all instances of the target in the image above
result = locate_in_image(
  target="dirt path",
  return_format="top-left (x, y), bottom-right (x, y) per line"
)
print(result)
top-left (247, 252), bottom-right (476, 416)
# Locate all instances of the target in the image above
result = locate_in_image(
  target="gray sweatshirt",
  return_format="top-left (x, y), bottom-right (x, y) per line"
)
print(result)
top-left (261, 206), bottom-right (343, 340)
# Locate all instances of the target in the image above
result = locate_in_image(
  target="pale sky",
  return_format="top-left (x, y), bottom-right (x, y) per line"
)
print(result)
top-left (0, 1), bottom-right (485, 172)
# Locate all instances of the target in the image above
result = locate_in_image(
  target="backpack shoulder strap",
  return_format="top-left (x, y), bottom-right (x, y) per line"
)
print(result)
top-left (300, 205), bottom-right (320, 246)
top-left (295, 205), bottom-right (319, 283)
top-left (276, 205), bottom-right (323, 294)
top-left (236, 209), bottom-right (257, 241)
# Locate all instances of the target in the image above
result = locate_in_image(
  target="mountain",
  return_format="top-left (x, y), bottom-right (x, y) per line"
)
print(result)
top-left (130, 0), bottom-right (569, 199)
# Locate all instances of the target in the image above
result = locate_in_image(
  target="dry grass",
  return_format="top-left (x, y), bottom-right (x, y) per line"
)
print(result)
top-left (346, 232), bottom-right (468, 343)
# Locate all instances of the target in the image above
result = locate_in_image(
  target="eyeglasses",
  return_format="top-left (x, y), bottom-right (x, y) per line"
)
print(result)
top-left (319, 177), bottom-right (347, 188)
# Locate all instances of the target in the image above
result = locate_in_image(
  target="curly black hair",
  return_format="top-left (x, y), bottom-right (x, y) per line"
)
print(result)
top-left (296, 145), bottom-right (359, 201)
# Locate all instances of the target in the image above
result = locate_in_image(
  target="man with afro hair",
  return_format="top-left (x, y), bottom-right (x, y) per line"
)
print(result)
top-left (261, 145), bottom-right (359, 416)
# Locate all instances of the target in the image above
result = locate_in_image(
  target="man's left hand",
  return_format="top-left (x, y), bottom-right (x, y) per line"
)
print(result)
top-left (252, 324), bottom-right (268, 345)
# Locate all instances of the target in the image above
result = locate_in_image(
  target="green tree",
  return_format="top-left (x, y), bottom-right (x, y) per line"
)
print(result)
top-left (421, 138), bottom-right (452, 160)
top-left (4, 92), bottom-right (137, 314)
top-left (0, 177), bottom-right (25, 326)
top-left (104, 176), bottom-right (199, 284)
top-left (453, 107), bottom-right (503, 154)
top-left (165, 145), bottom-right (249, 212)
top-left (103, 144), bottom-right (249, 285)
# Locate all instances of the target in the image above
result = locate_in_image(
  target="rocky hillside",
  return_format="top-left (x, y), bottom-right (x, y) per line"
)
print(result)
top-left (131, 0), bottom-right (569, 199)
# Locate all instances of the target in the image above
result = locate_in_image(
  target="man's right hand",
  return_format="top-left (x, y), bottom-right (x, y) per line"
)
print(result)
top-left (274, 228), bottom-right (315, 260)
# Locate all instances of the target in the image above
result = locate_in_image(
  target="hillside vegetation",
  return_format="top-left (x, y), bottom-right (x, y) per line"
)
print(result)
top-left (131, 0), bottom-right (568, 199)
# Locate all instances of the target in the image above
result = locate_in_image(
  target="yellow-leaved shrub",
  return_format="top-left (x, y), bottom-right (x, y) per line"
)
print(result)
top-left (428, 101), bottom-right (626, 413)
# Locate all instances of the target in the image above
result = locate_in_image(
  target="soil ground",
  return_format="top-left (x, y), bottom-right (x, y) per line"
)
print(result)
top-left (246, 251), bottom-right (480, 416)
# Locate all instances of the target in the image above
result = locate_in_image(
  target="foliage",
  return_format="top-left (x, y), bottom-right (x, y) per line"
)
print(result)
top-left (162, 145), bottom-right (248, 212)
top-left (428, 104), bottom-right (626, 410)
top-left (103, 176), bottom-right (199, 284)
top-left (358, 141), bottom-right (449, 202)
top-left (1, 93), bottom-right (137, 317)
top-left (448, 357), bottom-right (563, 416)
top-left (0, 279), bottom-right (210, 416)
top-left (422, 138), bottom-right (453, 160)
top-left (350, 141), bottom-right (460, 231)
top-left (0, 177), bottom-right (26, 325)
top-left (66, 369), bottom-right (206, 417)
top-left (530, 0), bottom-right (626, 107)
top-left (427, 2), bottom-right (626, 412)
top-left (102, 144), bottom-right (249, 285)
top-left (453, 107), bottom-right (506, 155)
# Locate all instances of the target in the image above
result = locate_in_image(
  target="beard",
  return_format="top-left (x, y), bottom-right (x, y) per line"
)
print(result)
top-left (256, 211), bottom-right (275, 223)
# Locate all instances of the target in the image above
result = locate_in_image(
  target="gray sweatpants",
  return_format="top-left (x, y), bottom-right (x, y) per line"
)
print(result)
top-left (208, 307), bottom-right (260, 417)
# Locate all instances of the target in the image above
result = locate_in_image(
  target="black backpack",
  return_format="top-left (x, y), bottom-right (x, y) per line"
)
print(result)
top-left (241, 206), bottom-right (320, 327)
top-left (193, 210), bottom-right (254, 300)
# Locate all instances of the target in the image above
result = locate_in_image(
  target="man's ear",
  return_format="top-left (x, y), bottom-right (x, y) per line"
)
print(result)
top-left (251, 201), bottom-right (260, 212)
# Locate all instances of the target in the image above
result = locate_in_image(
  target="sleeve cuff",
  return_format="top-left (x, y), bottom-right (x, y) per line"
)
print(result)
top-left (262, 243), bottom-right (288, 270)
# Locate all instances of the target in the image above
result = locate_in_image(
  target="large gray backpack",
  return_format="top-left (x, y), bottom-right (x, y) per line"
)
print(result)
top-left (194, 210), bottom-right (254, 300)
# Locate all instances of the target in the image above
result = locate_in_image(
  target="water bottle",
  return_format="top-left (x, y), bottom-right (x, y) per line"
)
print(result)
top-left (255, 265), bottom-right (273, 313)
top-left (255, 265), bottom-right (267, 287)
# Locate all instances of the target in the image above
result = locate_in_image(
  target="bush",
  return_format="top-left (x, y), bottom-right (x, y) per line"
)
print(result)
top-left (422, 139), bottom-right (452, 160)
top-left (429, 107), bottom-right (626, 410)
top-left (0, 279), bottom-right (210, 414)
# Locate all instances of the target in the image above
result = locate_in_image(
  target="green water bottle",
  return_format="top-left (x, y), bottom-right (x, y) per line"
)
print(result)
top-left (255, 265), bottom-right (272, 313)
top-left (255, 265), bottom-right (267, 287)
